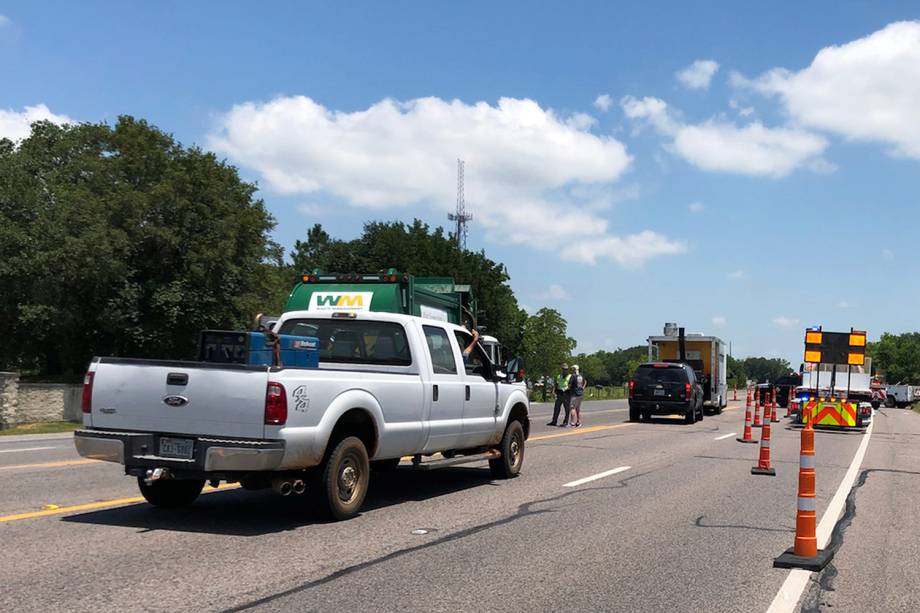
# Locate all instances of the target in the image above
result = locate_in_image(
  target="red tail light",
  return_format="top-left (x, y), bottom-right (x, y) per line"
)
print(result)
top-left (265, 382), bottom-right (287, 425)
top-left (685, 383), bottom-right (692, 398)
top-left (628, 379), bottom-right (635, 397)
top-left (81, 371), bottom-right (95, 414)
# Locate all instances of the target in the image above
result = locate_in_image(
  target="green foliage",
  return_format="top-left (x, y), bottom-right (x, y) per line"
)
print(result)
top-left (290, 220), bottom-right (527, 354)
top-left (0, 117), bottom-right (276, 374)
top-left (569, 345), bottom-right (648, 386)
top-left (727, 355), bottom-right (747, 387)
top-left (521, 308), bottom-right (576, 386)
top-left (741, 356), bottom-right (792, 384)
top-left (867, 332), bottom-right (920, 383)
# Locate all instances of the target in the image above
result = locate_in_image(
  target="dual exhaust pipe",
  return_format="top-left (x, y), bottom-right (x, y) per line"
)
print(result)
top-left (272, 477), bottom-right (306, 496)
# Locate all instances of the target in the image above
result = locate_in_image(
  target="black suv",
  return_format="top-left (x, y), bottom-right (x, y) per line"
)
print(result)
top-left (628, 362), bottom-right (704, 424)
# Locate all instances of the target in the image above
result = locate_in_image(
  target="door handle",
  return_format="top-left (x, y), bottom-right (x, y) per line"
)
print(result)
top-left (432, 385), bottom-right (439, 402)
top-left (465, 385), bottom-right (470, 401)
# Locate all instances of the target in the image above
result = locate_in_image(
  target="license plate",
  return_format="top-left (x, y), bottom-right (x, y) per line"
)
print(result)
top-left (159, 437), bottom-right (194, 459)
top-left (653, 389), bottom-right (666, 396)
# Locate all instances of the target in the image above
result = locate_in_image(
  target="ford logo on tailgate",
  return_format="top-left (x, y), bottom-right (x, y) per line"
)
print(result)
top-left (163, 395), bottom-right (189, 407)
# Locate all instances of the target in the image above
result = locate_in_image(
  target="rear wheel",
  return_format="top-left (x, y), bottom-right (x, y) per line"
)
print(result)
top-left (697, 402), bottom-right (704, 421)
top-left (885, 396), bottom-right (896, 408)
top-left (685, 404), bottom-right (696, 424)
top-left (315, 436), bottom-right (370, 521)
top-left (629, 405), bottom-right (639, 422)
top-left (490, 419), bottom-right (525, 479)
top-left (137, 478), bottom-right (204, 508)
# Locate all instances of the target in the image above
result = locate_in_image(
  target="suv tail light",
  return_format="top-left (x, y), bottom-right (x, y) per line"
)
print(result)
top-left (265, 382), bottom-right (287, 425)
top-left (628, 379), bottom-right (635, 397)
top-left (685, 383), bottom-right (692, 398)
top-left (81, 371), bottom-right (95, 414)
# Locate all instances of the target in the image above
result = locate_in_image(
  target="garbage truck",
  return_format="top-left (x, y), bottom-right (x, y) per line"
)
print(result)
top-left (647, 324), bottom-right (727, 412)
top-left (285, 271), bottom-right (513, 376)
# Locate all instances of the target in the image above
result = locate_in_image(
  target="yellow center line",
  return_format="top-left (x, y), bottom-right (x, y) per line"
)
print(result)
top-left (529, 422), bottom-right (636, 441)
top-left (0, 483), bottom-right (240, 523)
top-left (0, 459), bottom-right (100, 472)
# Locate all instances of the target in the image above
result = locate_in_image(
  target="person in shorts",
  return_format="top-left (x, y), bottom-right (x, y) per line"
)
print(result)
top-left (568, 364), bottom-right (586, 427)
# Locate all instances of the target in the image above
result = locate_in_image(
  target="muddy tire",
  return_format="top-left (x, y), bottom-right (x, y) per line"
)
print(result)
top-left (489, 419), bottom-right (525, 479)
top-left (315, 436), bottom-right (370, 521)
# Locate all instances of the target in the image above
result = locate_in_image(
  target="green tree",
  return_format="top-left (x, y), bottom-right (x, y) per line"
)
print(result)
top-left (289, 220), bottom-right (526, 355)
top-left (868, 332), bottom-right (920, 383)
top-left (521, 308), bottom-right (576, 400)
top-left (742, 357), bottom-right (792, 384)
top-left (0, 117), bottom-right (276, 375)
top-left (727, 355), bottom-right (747, 388)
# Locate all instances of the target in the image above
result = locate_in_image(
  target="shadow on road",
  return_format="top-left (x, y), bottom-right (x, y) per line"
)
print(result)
top-left (62, 466), bottom-right (495, 536)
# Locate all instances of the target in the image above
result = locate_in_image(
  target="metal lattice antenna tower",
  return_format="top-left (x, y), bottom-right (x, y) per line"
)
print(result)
top-left (447, 158), bottom-right (473, 250)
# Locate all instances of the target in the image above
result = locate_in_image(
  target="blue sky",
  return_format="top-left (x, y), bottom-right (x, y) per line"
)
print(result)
top-left (2, 2), bottom-right (919, 365)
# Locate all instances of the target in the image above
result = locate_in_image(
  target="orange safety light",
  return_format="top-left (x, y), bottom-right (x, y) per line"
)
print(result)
top-left (804, 350), bottom-right (822, 363)
top-left (849, 333), bottom-right (866, 347)
top-left (805, 331), bottom-right (823, 345)
top-left (848, 352), bottom-right (865, 365)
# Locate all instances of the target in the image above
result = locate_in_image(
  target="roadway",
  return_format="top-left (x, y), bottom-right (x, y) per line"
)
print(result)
top-left (1, 400), bottom-right (918, 612)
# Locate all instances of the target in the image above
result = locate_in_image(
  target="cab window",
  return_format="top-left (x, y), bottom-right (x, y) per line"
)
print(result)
top-left (454, 331), bottom-right (492, 379)
top-left (276, 318), bottom-right (411, 366)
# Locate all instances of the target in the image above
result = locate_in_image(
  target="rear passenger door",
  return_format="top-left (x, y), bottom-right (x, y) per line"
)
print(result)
top-left (420, 325), bottom-right (466, 451)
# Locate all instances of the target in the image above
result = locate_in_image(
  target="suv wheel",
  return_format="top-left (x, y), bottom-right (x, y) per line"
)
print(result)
top-left (629, 405), bottom-right (639, 422)
top-left (685, 404), bottom-right (696, 424)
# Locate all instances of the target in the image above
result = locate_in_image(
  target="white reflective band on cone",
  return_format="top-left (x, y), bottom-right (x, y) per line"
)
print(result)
top-left (760, 439), bottom-right (770, 448)
top-left (798, 496), bottom-right (816, 512)
top-left (799, 454), bottom-right (816, 469)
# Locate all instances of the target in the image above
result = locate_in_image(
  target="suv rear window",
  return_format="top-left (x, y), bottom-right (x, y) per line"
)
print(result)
top-left (635, 366), bottom-right (687, 384)
top-left (277, 318), bottom-right (412, 366)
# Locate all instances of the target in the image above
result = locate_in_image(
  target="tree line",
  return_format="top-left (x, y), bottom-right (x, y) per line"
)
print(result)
top-left (4, 117), bottom-right (919, 386)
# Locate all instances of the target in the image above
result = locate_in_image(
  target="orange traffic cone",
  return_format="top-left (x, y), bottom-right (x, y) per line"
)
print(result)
top-left (785, 387), bottom-right (793, 418)
top-left (752, 387), bottom-right (762, 427)
top-left (737, 387), bottom-right (757, 444)
top-left (774, 409), bottom-right (834, 570)
top-left (752, 389), bottom-right (776, 476)
top-left (771, 387), bottom-right (780, 423)
top-left (733, 385), bottom-right (738, 401)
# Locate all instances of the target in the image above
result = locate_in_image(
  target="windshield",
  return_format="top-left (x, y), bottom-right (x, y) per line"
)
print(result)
top-left (277, 318), bottom-right (412, 366)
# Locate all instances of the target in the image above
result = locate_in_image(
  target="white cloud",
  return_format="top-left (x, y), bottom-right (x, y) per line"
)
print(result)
top-left (773, 316), bottom-right (800, 328)
top-left (594, 94), bottom-right (612, 112)
top-left (210, 95), bottom-right (684, 268)
top-left (727, 270), bottom-right (745, 280)
top-left (0, 104), bottom-right (74, 142)
top-left (538, 284), bottom-right (570, 301)
top-left (736, 21), bottom-right (920, 159)
top-left (882, 248), bottom-right (895, 261)
top-left (560, 230), bottom-right (686, 268)
top-left (729, 99), bottom-right (755, 117)
top-left (621, 95), bottom-right (828, 177)
top-left (837, 301), bottom-right (855, 309)
top-left (712, 316), bottom-right (727, 327)
top-left (677, 59), bottom-right (720, 90)
top-left (688, 201), bottom-right (704, 213)
top-left (0, 15), bottom-right (10, 27)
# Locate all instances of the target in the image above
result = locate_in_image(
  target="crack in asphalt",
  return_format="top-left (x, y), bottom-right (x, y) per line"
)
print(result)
top-left (800, 468), bottom-right (920, 612)
top-left (223, 472), bottom-right (655, 612)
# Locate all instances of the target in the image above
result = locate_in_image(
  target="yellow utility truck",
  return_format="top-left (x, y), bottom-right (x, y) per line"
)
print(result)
top-left (648, 323), bottom-right (728, 413)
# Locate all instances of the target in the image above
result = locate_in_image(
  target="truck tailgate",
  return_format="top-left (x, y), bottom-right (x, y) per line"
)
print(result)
top-left (89, 359), bottom-right (269, 438)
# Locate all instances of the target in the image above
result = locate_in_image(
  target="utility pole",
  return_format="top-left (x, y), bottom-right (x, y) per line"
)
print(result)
top-left (448, 158), bottom-right (473, 250)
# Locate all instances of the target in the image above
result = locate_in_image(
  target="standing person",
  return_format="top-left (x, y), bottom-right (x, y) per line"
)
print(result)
top-left (568, 365), bottom-right (586, 427)
top-left (547, 363), bottom-right (572, 427)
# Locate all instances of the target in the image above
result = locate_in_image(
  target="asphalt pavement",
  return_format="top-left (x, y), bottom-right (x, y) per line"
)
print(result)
top-left (1, 400), bottom-right (918, 612)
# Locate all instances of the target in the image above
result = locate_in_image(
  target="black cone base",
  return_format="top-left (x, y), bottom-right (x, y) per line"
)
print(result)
top-left (737, 437), bottom-right (758, 443)
top-left (751, 466), bottom-right (776, 476)
top-left (773, 546), bottom-right (834, 571)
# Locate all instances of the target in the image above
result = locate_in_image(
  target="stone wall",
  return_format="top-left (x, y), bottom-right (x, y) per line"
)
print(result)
top-left (0, 372), bottom-right (82, 428)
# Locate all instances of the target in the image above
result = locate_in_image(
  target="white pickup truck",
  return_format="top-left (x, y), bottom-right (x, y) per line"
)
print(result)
top-left (75, 311), bottom-right (530, 520)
